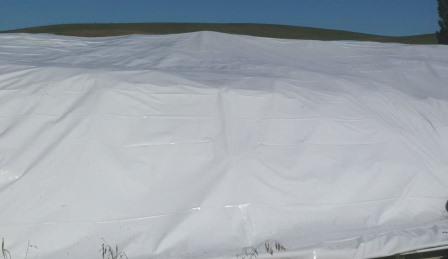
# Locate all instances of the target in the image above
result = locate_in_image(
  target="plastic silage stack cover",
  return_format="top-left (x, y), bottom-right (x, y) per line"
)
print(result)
top-left (0, 32), bottom-right (448, 259)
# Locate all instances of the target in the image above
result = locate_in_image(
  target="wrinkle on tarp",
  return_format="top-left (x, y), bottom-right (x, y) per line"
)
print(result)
top-left (1, 32), bottom-right (448, 259)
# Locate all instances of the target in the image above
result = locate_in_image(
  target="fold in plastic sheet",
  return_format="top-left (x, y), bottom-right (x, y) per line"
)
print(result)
top-left (1, 32), bottom-right (448, 259)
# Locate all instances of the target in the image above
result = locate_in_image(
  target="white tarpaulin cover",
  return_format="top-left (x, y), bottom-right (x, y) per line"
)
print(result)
top-left (0, 32), bottom-right (448, 259)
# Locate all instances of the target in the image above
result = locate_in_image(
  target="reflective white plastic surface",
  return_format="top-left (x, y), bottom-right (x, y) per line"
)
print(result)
top-left (0, 32), bottom-right (448, 259)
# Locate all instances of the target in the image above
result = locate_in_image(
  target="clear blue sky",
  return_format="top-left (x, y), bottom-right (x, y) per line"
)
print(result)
top-left (0, 0), bottom-right (439, 36)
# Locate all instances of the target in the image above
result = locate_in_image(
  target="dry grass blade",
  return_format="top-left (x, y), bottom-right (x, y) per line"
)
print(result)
top-left (1, 238), bottom-right (11, 259)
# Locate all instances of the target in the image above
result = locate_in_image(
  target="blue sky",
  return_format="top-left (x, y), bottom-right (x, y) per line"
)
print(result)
top-left (0, 0), bottom-right (439, 36)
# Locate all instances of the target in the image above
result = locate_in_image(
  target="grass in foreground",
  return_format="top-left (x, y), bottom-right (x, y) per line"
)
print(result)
top-left (1, 236), bottom-right (448, 258)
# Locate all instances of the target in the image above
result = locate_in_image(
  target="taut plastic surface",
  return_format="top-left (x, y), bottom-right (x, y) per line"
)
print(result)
top-left (1, 32), bottom-right (448, 259)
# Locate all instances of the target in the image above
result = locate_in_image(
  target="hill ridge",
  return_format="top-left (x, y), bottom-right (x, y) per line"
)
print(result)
top-left (1, 23), bottom-right (437, 44)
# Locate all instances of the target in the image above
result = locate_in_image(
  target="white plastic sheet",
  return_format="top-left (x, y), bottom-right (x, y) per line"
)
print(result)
top-left (0, 32), bottom-right (448, 259)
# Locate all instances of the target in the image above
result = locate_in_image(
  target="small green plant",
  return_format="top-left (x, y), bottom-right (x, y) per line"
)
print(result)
top-left (236, 240), bottom-right (286, 258)
top-left (264, 240), bottom-right (286, 255)
top-left (236, 246), bottom-right (258, 259)
top-left (1, 238), bottom-right (11, 259)
top-left (100, 242), bottom-right (128, 259)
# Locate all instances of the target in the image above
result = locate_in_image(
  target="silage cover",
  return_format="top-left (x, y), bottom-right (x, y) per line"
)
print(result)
top-left (0, 32), bottom-right (448, 258)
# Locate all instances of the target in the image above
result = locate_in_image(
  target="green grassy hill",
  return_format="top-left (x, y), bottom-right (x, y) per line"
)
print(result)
top-left (1, 23), bottom-right (437, 44)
